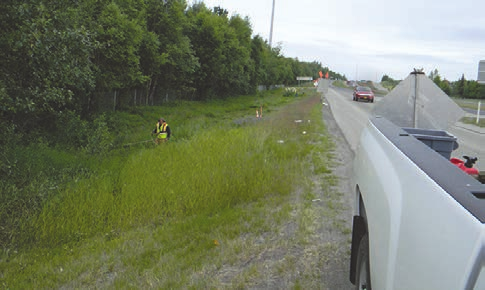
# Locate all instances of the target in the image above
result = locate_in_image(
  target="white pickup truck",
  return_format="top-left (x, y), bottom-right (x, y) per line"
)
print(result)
top-left (349, 116), bottom-right (485, 290)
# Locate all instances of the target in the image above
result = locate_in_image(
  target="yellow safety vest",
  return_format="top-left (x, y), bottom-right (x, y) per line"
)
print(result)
top-left (156, 123), bottom-right (168, 139)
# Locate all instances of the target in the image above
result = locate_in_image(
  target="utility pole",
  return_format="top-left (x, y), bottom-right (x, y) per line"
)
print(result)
top-left (269, 0), bottom-right (276, 47)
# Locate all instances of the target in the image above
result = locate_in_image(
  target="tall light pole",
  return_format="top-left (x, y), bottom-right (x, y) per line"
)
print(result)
top-left (269, 0), bottom-right (276, 47)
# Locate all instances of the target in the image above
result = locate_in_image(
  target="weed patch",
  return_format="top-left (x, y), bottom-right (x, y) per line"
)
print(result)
top-left (0, 88), bottom-right (344, 288)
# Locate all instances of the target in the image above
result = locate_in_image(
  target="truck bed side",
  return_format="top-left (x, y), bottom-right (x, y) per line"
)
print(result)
top-left (351, 116), bottom-right (485, 290)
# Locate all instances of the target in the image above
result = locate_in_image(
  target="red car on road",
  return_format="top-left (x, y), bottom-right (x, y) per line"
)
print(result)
top-left (353, 86), bottom-right (375, 103)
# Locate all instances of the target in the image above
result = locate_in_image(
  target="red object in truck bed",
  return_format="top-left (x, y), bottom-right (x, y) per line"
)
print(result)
top-left (450, 157), bottom-right (479, 176)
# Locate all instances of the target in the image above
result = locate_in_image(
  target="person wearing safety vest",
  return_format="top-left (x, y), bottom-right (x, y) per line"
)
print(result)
top-left (152, 118), bottom-right (171, 144)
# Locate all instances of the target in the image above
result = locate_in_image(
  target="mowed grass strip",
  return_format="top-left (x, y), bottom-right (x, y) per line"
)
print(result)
top-left (1, 91), bottom-right (334, 288)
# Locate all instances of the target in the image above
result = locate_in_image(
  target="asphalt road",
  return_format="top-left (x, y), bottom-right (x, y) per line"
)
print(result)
top-left (464, 108), bottom-right (485, 115)
top-left (448, 124), bottom-right (485, 171)
top-left (324, 86), bottom-right (376, 152)
top-left (325, 85), bottom-right (485, 171)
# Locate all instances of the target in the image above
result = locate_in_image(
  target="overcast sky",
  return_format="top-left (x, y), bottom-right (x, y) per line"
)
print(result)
top-left (198, 0), bottom-right (485, 82)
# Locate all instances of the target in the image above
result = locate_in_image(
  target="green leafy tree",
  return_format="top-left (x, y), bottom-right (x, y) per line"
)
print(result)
top-left (226, 15), bottom-right (254, 95)
top-left (138, 29), bottom-right (165, 104)
top-left (0, 2), bottom-right (96, 124)
top-left (94, 2), bottom-right (145, 94)
top-left (428, 69), bottom-right (439, 81)
top-left (275, 56), bottom-right (294, 85)
top-left (0, 0), bottom-right (352, 130)
top-left (186, 3), bottom-right (224, 99)
top-left (144, 0), bottom-right (198, 103)
top-left (380, 74), bottom-right (399, 90)
top-left (249, 35), bottom-right (267, 89)
top-left (187, 3), bottom-right (254, 99)
top-left (433, 74), bottom-right (442, 87)
top-left (463, 80), bottom-right (485, 99)
top-left (454, 74), bottom-right (466, 98)
top-left (439, 79), bottom-right (452, 96)
top-left (290, 58), bottom-right (304, 81)
top-left (260, 45), bottom-right (279, 87)
top-left (381, 75), bottom-right (391, 82)
top-left (213, 6), bottom-right (228, 17)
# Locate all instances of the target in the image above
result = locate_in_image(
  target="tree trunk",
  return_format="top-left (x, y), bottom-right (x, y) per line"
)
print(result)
top-left (146, 79), bottom-right (151, 106)
top-left (149, 77), bottom-right (158, 106)
top-left (113, 90), bottom-right (117, 111)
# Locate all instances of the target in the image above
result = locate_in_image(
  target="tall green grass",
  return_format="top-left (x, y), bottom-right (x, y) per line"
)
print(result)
top-left (461, 117), bottom-right (485, 127)
top-left (0, 89), bottom-right (283, 249)
top-left (1, 90), bottom-right (332, 288)
top-left (20, 90), bottom-right (314, 248)
top-left (451, 97), bottom-right (483, 110)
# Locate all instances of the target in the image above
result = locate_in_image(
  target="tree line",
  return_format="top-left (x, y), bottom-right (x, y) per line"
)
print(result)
top-left (428, 69), bottom-right (485, 100)
top-left (0, 0), bottom-right (341, 133)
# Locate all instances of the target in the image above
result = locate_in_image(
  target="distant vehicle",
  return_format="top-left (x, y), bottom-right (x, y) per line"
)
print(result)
top-left (353, 86), bottom-right (374, 103)
top-left (347, 80), bottom-right (357, 87)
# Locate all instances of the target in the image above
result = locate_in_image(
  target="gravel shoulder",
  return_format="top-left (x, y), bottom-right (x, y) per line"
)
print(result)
top-left (318, 94), bottom-right (355, 289)
top-left (212, 94), bottom-right (355, 289)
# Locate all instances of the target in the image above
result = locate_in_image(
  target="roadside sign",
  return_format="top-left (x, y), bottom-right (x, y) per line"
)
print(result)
top-left (296, 76), bottom-right (313, 81)
top-left (478, 60), bottom-right (485, 84)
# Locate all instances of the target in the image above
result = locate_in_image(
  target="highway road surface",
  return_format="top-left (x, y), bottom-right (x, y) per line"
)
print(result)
top-left (324, 85), bottom-right (485, 171)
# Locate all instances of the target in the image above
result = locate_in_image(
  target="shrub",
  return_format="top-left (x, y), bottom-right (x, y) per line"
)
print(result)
top-left (55, 110), bottom-right (89, 149)
top-left (83, 114), bottom-right (114, 155)
top-left (283, 87), bottom-right (297, 97)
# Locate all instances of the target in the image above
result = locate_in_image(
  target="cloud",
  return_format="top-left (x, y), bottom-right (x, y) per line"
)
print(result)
top-left (200, 0), bottom-right (485, 81)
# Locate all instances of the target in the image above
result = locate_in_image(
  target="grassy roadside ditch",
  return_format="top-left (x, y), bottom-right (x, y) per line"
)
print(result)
top-left (452, 97), bottom-right (483, 111)
top-left (451, 98), bottom-right (484, 127)
top-left (461, 117), bottom-right (485, 127)
top-left (1, 89), bottom-right (344, 288)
